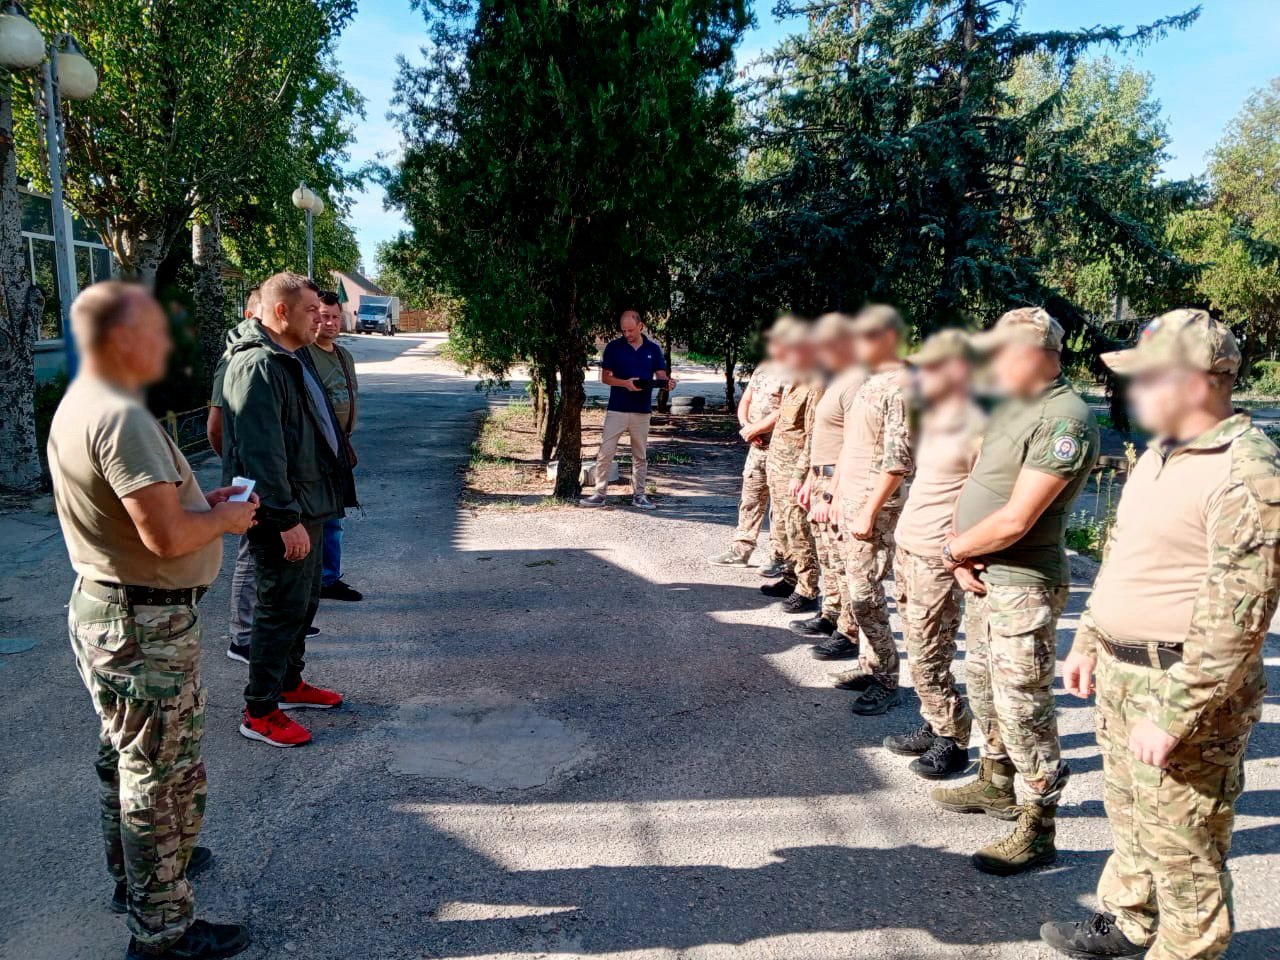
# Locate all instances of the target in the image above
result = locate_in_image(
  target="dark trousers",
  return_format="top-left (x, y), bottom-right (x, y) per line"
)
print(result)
top-left (245, 521), bottom-right (323, 716)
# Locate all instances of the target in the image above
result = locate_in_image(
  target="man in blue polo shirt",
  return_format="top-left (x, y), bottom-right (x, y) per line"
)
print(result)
top-left (580, 308), bottom-right (675, 509)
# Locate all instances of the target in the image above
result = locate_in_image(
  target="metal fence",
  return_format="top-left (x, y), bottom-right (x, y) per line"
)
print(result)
top-left (160, 406), bottom-right (212, 455)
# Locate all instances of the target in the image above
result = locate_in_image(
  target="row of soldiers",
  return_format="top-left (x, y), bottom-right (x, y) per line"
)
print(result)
top-left (712, 304), bottom-right (1280, 960)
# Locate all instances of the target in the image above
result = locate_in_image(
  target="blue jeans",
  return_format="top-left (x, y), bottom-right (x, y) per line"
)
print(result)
top-left (321, 517), bottom-right (344, 587)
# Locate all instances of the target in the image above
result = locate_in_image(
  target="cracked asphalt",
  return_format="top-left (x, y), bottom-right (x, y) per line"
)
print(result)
top-left (2, 333), bottom-right (1278, 960)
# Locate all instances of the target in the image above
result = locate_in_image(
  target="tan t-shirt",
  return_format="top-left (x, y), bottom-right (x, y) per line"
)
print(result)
top-left (810, 366), bottom-right (866, 467)
top-left (1086, 432), bottom-right (1236, 647)
top-left (896, 400), bottom-right (986, 556)
top-left (839, 365), bottom-right (913, 505)
top-left (48, 377), bottom-right (222, 589)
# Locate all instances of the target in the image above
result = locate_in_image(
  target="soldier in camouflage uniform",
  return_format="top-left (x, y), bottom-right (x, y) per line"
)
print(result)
top-left (882, 330), bottom-right (985, 777)
top-left (709, 319), bottom-right (793, 571)
top-left (933, 307), bottom-right (1099, 876)
top-left (760, 319), bottom-right (823, 604)
top-left (817, 305), bottom-right (913, 714)
top-left (46, 282), bottom-right (256, 960)
top-left (793, 313), bottom-right (865, 643)
top-left (1042, 311), bottom-right (1280, 960)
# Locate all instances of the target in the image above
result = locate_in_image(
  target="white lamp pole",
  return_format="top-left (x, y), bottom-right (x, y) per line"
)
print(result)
top-left (291, 181), bottom-right (325, 279)
top-left (0, 3), bottom-right (97, 377)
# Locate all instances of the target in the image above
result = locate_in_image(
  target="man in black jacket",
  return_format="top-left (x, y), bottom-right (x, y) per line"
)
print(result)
top-left (221, 272), bottom-right (356, 747)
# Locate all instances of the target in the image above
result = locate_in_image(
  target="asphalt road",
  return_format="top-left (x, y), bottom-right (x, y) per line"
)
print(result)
top-left (2, 333), bottom-right (1277, 960)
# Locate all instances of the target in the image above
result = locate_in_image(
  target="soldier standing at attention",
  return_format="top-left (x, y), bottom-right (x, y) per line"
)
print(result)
top-left (883, 330), bottom-right (985, 776)
top-left (932, 306), bottom-right (1099, 875)
top-left (793, 313), bottom-right (866, 645)
top-left (816, 305), bottom-right (913, 712)
top-left (708, 317), bottom-right (792, 574)
top-left (1042, 310), bottom-right (1280, 960)
top-left (758, 318), bottom-right (824, 609)
top-left (47, 282), bottom-right (257, 960)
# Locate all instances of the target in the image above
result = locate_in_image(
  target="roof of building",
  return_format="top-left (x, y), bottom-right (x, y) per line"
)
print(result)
top-left (332, 270), bottom-right (387, 297)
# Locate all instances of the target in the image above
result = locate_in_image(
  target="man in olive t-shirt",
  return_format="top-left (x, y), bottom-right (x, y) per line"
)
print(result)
top-left (48, 282), bottom-right (257, 960)
top-left (932, 306), bottom-right (1099, 877)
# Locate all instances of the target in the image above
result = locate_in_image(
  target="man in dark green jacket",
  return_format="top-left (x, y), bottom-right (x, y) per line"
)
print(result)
top-left (221, 271), bottom-right (356, 747)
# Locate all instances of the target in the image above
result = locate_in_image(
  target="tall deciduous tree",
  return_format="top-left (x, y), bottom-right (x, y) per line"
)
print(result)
top-left (389, 0), bottom-right (748, 496)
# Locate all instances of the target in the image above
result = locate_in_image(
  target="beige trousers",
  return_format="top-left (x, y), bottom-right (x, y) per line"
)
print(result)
top-left (594, 410), bottom-right (651, 496)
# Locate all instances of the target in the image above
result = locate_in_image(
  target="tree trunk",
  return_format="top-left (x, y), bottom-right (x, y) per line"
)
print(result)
top-left (540, 364), bottom-right (560, 462)
top-left (552, 278), bottom-right (585, 500)
top-left (192, 206), bottom-right (226, 392)
top-left (723, 344), bottom-right (737, 410)
top-left (0, 82), bottom-right (45, 493)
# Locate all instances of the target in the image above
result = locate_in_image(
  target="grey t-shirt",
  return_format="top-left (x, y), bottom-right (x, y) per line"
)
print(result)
top-left (297, 352), bottom-right (340, 455)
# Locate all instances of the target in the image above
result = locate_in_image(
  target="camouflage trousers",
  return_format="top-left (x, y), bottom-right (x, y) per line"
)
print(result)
top-left (68, 580), bottom-right (206, 951)
top-left (893, 547), bottom-right (972, 741)
top-left (732, 445), bottom-right (780, 560)
top-left (808, 471), bottom-right (853, 633)
top-left (1095, 647), bottom-right (1253, 960)
top-left (766, 459), bottom-right (819, 598)
top-left (838, 497), bottom-right (901, 688)
top-left (966, 583), bottom-right (1068, 796)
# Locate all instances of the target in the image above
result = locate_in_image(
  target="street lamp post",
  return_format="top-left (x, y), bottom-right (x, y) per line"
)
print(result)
top-left (0, 3), bottom-right (97, 377)
top-left (291, 181), bottom-right (325, 279)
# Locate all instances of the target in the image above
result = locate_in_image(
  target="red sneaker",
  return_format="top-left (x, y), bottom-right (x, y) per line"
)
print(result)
top-left (239, 709), bottom-right (311, 748)
top-left (280, 680), bottom-right (344, 710)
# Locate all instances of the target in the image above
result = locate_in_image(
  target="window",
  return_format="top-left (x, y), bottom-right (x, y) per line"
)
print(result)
top-left (20, 188), bottom-right (114, 341)
top-left (29, 237), bottom-right (62, 341)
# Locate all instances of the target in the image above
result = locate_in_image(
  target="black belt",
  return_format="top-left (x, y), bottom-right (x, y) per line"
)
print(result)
top-left (811, 464), bottom-right (836, 477)
top-left (1100, 637), bottom-right (1182, 670)
top-left (81, 579), bottom-right (207, 608)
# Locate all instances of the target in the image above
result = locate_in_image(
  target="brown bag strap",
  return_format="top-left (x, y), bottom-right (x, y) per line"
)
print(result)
top-left (333, 346), bottom-right (357, 435)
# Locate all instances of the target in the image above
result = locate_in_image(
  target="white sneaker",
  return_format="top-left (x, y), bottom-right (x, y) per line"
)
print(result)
top-left (579, 494), bottom-right (607, 507)
top-left (632, 494), bottom-right (656, 510)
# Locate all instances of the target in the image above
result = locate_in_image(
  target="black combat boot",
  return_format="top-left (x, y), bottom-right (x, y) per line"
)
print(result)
top-left (811, 631), bottom-right (858, 660)
top-left (125, 920), bottom-right (250, 960)
top-left (909, 736), bottom-right (969, 779)
top-left (831, 668), bottom-right (873, 691)
top-left (1040, 913), bottom-right (1148, 959)
top-left (849, 681), bottom-right (901, 715)
top-left (760, 579), bottom-right (795, 598)
top-left (883, 722), bottom-right (936, 756)
top-left (113, 847), bottom-right (214, 914)
top-left (788, 615), bottom-right (836, 638)
top-left (781, 592), bottom-right (819, 614)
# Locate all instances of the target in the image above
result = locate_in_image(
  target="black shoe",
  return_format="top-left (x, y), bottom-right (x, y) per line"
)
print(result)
top-left (831, 669), bottom-right (873, 691)
top-left (850, 682), bottom-right (902, 716)
top-left (788, 615), bottom-right (836, 638)
top-left (780, 592), bottom-right (819, 614)
top-left (811, 631), bottom-right (858, 660)
top-left (225, 643), bottom-right (249, 665)
top-left (760, 579), bottom-right (795, 598)
top-left (909, 736), bottom-right (969, 779)
top-left (306, 625), bottom-right (321, 638)
top-left (883, 722), bottom-right (936, 757)
top-left (126, 920), bottom-right (250, 960)
top-left (1040, 913), bottom-right (1147, 959)
top-left (320, 579), bottom-right (363, 601)
top-left (112, 848), bottom-right (214, 914)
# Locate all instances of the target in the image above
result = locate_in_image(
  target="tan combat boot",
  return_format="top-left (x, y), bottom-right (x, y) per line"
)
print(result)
top-left (971, 802), bottom-right (1057, 875)
top-left (929, 756), bottom-right (1018, 820)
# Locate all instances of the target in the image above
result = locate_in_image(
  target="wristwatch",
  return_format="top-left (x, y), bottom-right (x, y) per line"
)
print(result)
top-left (822, 492), bottom-right (833, 503)
top-left (942, 542), bottom-right (958, 564)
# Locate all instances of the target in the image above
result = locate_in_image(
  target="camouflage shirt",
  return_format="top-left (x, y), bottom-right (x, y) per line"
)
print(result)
top-left (772, 376), bottom-right (824, 479)
top-left (840, 365), bottom-right (914, 506)
top-left (1075, 413), bottom-right (1280, 743)
top-left (746, 361), bottom-right (790, 423)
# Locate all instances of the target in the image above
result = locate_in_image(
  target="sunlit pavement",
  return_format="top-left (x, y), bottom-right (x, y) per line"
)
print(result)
top-left (2, 333), bottom-right (1277, 959)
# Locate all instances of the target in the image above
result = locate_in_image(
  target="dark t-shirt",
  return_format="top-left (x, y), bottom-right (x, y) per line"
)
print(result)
top-left (602, 336), bottom-right (666, 414)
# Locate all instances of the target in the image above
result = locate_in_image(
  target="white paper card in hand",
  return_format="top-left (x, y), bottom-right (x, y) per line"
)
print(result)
top-left (229, 477), bottom-right (256, 502)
